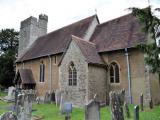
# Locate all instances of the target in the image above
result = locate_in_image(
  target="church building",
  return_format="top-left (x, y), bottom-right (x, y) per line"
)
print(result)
top-left (16, 13), bottom-right (160, 107)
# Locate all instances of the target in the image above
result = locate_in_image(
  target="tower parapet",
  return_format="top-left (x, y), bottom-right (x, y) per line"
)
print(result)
top-left (18, 14), bottom-right (48, 57)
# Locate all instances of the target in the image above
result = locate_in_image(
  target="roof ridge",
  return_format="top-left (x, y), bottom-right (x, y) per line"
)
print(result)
top-left (42, 14), bottom-right (97, 37)
top-left (98, 13), bottom-right (133, 27)
top-left (71, 35), bottom-right (96, 46)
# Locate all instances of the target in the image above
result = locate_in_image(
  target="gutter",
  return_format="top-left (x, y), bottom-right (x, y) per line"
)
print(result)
top-left (48, 55), bottom-right (52, 93)
top-left (125, 48), bottom-right (132, 104)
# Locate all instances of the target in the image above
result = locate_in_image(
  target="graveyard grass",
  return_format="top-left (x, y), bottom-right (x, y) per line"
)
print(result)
top-left (0, 91), bottom-right (160, 120)
top-left (32, 103), bottom-right (160, 120)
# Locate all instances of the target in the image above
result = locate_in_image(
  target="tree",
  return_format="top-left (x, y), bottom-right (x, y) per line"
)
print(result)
top-left (129, 6), bottom-right (160, 82)
top-left (0, 29), bottom-right (19, 87)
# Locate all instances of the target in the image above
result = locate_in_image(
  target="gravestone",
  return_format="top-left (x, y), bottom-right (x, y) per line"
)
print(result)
top-left (60, 94), bottom-right (65, 114)
top-left (51, 91), bottom-right (55, 102)
top-left (118, 89), bottom-right (125, 105)
top-left (16, 90), bottom-right (35, 120)
top-left (140, 93), bottom-right (144, 111)
top-left (149, 98), bottom-right (153, 109)
top-left (134, 105), bottom-right (139, 120)
top-left (44, 92), bottom-right (51, 103)
top-left (0, 111), bottom-right (17, 120)
top-left (64, 102), bottom-right (72, 120)
top-left (4, 86), bottom-right (15, 102)
top-left (124, 102), bottom-right (130, 118)
top-left (55, 90), bottom-right (61, 106)
top-left (85, 99), bottom-right (100, 120)
top-left (109, 91), bottom-right (124, 120)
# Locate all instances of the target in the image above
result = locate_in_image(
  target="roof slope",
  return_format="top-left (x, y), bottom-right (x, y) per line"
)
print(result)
top-left (14, 69), bottom-right (36, 84)
top-left (72, 35), bottom-right (103, 64)
top-left (90, 14), bottom-right (147, 52)
top-left (17, 15), bottom-right (97, 62)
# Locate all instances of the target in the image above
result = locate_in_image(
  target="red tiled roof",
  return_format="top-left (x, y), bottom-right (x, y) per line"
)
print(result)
top-left (72, 35), bottom-right (104, 64)
top-left (90, 13), bottom-right (147, 52)
top-left (17, 15), bottom-right (97, 62)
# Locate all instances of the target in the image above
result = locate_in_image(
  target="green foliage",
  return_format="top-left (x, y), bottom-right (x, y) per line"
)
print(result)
top-left (129, 6), bottom-right (160, 79)
top-left (0, 29), bottom-right (19, 87)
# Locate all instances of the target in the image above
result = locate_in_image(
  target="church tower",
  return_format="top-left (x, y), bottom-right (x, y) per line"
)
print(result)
top-left (18, 14), bottom-right (48, 57)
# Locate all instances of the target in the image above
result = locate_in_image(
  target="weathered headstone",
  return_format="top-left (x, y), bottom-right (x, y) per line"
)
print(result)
top-left (140, 93), bottom-right (144, 111)
top-left (134, 105), bottom-right (139, 120)
top-left (44, 92), bottom-right (51, 103)
top-left (60, 94), bottom-right (65, 114)
top-left (85, 99), bottom-right (100, 120)
top-left (0, 111), bottom-right (17, 120)
top-left (109, 91), bottom-right (124, 120)
top-left (124, 102), bottom-right (130, 118)
top-left (119, 89), bottom-right (125, 105)
top-left (149, 98), bottom-right (153, 109)
top-left (36, 97), bottom-right (40, 104)
top-left (4, 86), bottom-right (15, 102)
top-left (64, 102), bottom-right (72, 120)
top-left (55, 90), bottom-right (61, 106)
top-left (16, 90), bottom-right (35, 120)
top-left (51, 91), bottom-right (55, 102)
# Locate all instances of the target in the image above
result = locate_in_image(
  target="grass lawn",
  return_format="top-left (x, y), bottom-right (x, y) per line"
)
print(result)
top-left (32, 103), bottom-right (160, 120)
top-left (0, 90), bottom-right (160, 120)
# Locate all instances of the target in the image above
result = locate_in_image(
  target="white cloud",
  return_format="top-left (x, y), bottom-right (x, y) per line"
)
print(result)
top-left (0, 0), bottom-right (159, 32)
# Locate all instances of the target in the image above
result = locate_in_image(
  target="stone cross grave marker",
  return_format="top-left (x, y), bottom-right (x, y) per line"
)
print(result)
top-left (109, 91), bottom-right (124, 120)
top-left (85, 99), bottom-right (100, 120)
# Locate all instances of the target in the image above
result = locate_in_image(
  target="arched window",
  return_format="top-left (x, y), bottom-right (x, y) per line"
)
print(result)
top-left (68, 62), bottom-right (77, 86)
top-left (109, 62), bottom-right (120, 83)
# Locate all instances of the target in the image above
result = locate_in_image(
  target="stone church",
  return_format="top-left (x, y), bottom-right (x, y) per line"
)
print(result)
top-left (16, 13), bottom-right (160, 107)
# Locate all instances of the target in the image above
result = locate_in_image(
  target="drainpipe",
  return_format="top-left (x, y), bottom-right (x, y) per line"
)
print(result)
top-left (22, 61), bottom-right (24, 69)
top-left (125, 48), bottom-right (132, 104)
top-left (48, 55), bottom-right (52, 93)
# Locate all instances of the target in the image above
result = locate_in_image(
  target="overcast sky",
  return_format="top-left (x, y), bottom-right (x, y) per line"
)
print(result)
top-left (0, 0), bottom-right (159, 32)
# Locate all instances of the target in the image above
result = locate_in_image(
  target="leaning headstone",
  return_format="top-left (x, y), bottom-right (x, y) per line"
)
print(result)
top-left (0, 111), bottom-right (17, 120)
top-left (109, 91), bottom-right (124, 120)
top-left (140, 93), bottom-right (144, 111)
top-left (4, 86), bottom-right (15, 102)
top-left (55, 90), bottom-right (61, 106)
top-left (124, 102), bottom-right (130, 118)
top-left (134, 105), bottom-right (139, 120)
top-left (85, 99), bottom-right (100, 120)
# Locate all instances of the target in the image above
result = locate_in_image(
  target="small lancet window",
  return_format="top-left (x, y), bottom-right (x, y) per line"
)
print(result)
top-left (39, 61), bottom-right (45, 82)
top-left (109, 62), bottom-right (120, 83)
top-left (68, 62), bottom-right (77, 86)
